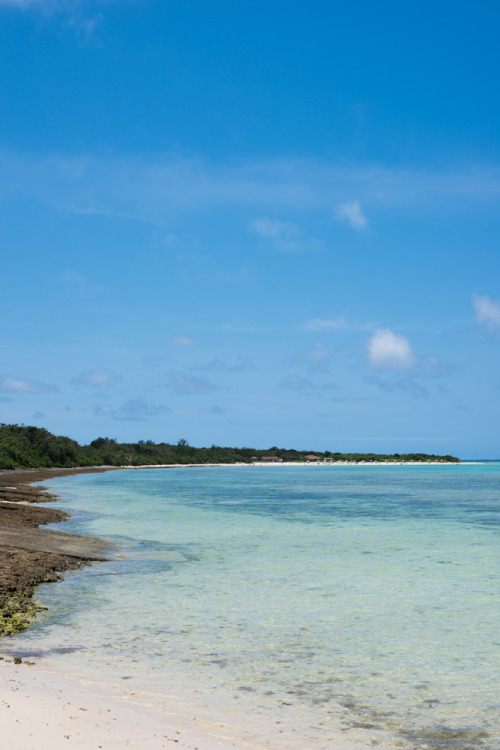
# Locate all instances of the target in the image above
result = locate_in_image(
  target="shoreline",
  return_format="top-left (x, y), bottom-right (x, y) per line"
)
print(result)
top-left (0, 466), bottom-right (115, 637)
top-left (1, 659), bottom-right (375, 750)
top-left (120, 459), bottom-right (465, 468)
top-left (0, 458), bottom-right (472, 637)
top-left (0, 465), bottom-right (378, 750)
top-left (0, 461), bottom-right (488, 750)
top-left (0, 461), bottom-right (472, 637)
top-left (0, 460), bottom-right (464, 635)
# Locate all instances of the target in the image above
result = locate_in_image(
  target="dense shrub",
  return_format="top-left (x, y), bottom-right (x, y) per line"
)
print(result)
top-left (0, 424), bottom-right (460, 470)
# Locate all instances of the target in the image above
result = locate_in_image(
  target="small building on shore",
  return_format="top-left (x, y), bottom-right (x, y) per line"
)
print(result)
top-left (304, 454), bottom-right (321, 462)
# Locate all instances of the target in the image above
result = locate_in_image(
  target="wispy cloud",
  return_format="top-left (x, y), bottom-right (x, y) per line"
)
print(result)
top-left (72, 369), bottom-right (120, 389)
top-left (303, 317), bottom-right (372, 331)
top-left (0, 1), bottom-right (49, 6)
top-left (473, 294), bottom-right (500, 330)
top-left (248, 217), bottom-right (323, 253)
top-left (289, 343), bottom-right (331, 372)
top-left (54, 269), bottom-right (106, 294)
top-left (0, 0), bottom-right (104, 42)
top-left (166, 370), bottom-right (217, 395)
top-left (32, 410), bottom-right (46, 419)
top-left (367, 328), bottom-right (415, 370)
top-left (293, 343), bottom-right (331, 363)
top-left (249, 218), bottom-right (298, 240)
top-left (334, 201), bottom-right (368, 230)
top-left (170, 335), bottom-right (195, 347)
top-left (1, 151), bottom-right (499, 226)
top-left (0, 376), bottom-right (59, 393)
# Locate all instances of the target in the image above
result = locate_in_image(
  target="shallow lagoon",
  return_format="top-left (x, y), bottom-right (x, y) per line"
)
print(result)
top-left (8, 465), bottom-right (500, 749)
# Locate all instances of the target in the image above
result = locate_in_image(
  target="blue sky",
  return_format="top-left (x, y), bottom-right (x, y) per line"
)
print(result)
top-left (1, 0), bottom-right (499, 458)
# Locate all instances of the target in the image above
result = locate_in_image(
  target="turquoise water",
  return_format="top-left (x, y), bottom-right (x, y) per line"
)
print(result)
top-left (7, 465), bottom-right (500, 749)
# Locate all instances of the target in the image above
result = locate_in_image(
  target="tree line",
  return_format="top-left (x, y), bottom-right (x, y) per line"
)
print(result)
top-left (0, 424), bottom-right (460, 470)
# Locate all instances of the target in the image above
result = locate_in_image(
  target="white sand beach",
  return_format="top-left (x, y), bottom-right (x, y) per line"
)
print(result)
top-left (1, 658), bottom-right (373, 750)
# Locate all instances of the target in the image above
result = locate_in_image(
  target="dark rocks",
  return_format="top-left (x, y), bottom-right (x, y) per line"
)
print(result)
top-left (0, 467), bottom-right (112, 637)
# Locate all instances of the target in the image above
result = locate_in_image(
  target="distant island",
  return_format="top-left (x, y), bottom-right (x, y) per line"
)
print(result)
top-left (0, 424), bottom-right (460, 469)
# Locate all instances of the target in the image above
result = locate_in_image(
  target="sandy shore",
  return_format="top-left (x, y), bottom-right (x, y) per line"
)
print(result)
top-left (1, 657), bottom-right (254, 750)
top-left (1, 657), bottom-right (376, 750)
top-left (122, 460), bottom-right (462, 468)
top-left (0, 465), bottom-right (382, 750)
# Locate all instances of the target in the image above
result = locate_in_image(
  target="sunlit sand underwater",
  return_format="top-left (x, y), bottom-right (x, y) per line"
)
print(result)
top-left (8, 465), bottom-right (500, 749)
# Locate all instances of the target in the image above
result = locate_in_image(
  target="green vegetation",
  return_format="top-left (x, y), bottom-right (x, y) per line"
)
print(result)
top-left (0, 424), bottom-right (460, 469)
top-left (0, 588), bottom-right (42, 637)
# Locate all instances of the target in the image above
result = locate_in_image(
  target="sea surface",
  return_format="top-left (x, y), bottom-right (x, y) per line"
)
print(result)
top-left (6, 465), bottom-right (500, 750)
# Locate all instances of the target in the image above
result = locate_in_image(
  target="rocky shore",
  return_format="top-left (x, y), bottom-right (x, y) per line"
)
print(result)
top-left (0, 467), bottom-right (113, 637)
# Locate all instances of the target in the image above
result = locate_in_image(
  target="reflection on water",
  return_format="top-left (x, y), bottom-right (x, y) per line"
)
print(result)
top-left (6, 465), bottom-right (500, 750)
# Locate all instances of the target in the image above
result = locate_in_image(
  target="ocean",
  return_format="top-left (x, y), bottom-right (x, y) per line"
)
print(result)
top-left (5, 465), bottom-right (500, 750)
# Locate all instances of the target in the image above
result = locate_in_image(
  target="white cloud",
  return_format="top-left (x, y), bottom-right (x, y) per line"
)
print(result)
top-left (72, 369), bottom-right (120, 388)
top-left (0, 376), bottom-right (59, 393)
top-left (473, 294), bottom-right (500, 329)
top-left (170, 335), bottom-right (195, 347)
top-left (367, 328), bottom-right (415, 370)
top-left (248, 217), bottom-right (323, 253)
top-left (249, 218), bottom-right (298, 240)
top-left (334, 201), bottom-right (368, 230)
